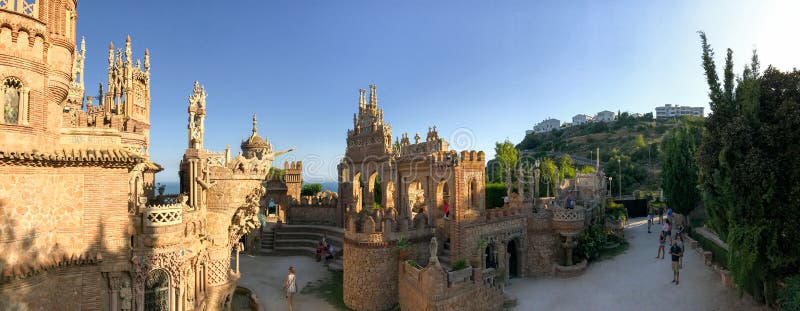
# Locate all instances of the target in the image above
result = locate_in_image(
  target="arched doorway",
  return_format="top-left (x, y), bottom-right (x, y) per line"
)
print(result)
top-left (436, 180), bottom-right (450, 219)
top-left (485, 243), bottom-right (498, 269)
top-left (507, 240), bottom-right (519, 278)
top-left (144, 269), bottom-right (170, 311)
top-left (368, 173), bottom-right (381, 209)
top-left (407, 180), bottom-right (425, 219)
top-left (352, 172), bottom-right (363, 212)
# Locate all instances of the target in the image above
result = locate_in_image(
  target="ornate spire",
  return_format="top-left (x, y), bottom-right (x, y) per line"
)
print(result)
top-left (369, 84), bottom-right (377, 108)
top-left (252, 113), bottom-right (258, 135)
top-left (144, 48), bottom-right (150, 72)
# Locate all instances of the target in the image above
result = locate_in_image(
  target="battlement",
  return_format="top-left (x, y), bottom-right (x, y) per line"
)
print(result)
top-left (290, 190), bottom-right (338, 207)
top-left (283, 160), bottom-right (303, 171)
top-left (459, 150), bottom-right (485, 162)
top-left (344, 209), bottom-right (433, 244)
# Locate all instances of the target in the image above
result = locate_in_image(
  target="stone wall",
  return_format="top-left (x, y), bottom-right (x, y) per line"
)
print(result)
top-left (0, 165), bottom-right (131, 309)
top-left (287, 206), bottom-right (337, 226)
top-left (343, 241), bottom-right (398, 311)
top-left (397, 261), bottom-right (505, 311)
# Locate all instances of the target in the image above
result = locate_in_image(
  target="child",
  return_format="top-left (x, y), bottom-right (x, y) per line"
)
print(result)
top-left (656, 232), bottom-right (666, 259)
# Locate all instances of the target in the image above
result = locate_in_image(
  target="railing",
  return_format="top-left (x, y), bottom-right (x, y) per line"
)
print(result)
top-left (143, 203), bottom-right (183, 227)
top-left (551, 207), bottom-right (585, 222)
top-left (447, 266), bottom-right (473, 286)
top-left (0, 0), bottom-right (38, 18)
top-left (153, 194), bottom-right (185, 205)
top-left (482, 268), bottom-right (498, 288)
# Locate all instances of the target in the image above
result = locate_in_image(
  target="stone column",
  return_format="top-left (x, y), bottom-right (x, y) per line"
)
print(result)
top-left (20, 87), bottom-right (29, 125)
top-left (562, 234), bottom-right (577, 266)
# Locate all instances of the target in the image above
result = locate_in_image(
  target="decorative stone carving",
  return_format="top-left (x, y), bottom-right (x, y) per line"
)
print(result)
top-left (119, 278), bottom-right (132, 311)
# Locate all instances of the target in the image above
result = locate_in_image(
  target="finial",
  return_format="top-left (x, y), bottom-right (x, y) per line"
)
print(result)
top-left (109, 41), bottom-right (113, 50)
top-left (145, 48), bottom-right (149, 56)
top-left (80, 36), bottom-right (86, 51)
top-left (126, 35), bottom-right (131, 43)
top-left (252, 113), bottom-right (258, 134)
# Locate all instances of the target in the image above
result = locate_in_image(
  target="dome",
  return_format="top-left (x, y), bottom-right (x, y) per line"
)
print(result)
top-left (241, 113), bottom-right (273, 158)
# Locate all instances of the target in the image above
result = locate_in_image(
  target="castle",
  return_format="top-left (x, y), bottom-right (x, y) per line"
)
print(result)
top-left (1, 2), bottom-right (610, 310)
top-left (333, 85), bottom-right (609, 310)
top-left (0, 2), bottom-right (293, 310)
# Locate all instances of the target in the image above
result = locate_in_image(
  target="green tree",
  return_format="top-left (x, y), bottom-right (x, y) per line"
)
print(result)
top-left (301, 183), bottom-right (323, 196)
top-left (558, 154), bottom-right (576, 179)
top-left (578, 166), bottom-right (595, 174)
top-left (538, 158), bottom-right (558, 197)
top-left (660, 119), bottom-right (702, 216)
top-left (697, 32), bottom-right (800, 303)
top-left (494, 140), bottom-right (519, 183)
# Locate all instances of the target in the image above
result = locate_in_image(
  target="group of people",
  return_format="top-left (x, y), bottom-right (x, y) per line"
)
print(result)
top-left (315, 237), bottom-right (336, 263)
top-left (650, 207), bottom-right (685, 285)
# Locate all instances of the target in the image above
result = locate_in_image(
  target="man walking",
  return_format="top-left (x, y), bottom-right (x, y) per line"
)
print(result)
top-left (670, 241), bottom-right (683, 285)
top-left (647, 210), bottom-right (653, 234)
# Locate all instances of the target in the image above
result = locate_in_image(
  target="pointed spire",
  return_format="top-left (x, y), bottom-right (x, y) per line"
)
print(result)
top-left (369, 84), bottom-right (377, 108)
top-left (144, 48), bottom-right (150, 72)
top-left (252, 113), bottom-right (258, 135)
top-left (358, 88), bottom-right (366, 109)
top-left (108, 42), bottom-right (114, 66)
top-left (124, 35), bottom-right (132, 64)
top-left (80, 36), bottom-right (86, 52)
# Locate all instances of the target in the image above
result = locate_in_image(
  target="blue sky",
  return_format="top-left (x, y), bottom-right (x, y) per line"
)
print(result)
top-left (75, 0), bottom-right (799, 183)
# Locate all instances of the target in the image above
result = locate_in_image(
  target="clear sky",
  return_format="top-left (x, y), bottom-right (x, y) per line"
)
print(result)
top-left (75, 0), bottom-right (799, 184)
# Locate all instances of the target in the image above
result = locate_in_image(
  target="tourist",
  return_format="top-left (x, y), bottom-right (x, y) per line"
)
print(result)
top-left (326, 244), bottom-right (335, 261)
top-left (670, 241), bottom-right (683, 285)
top-left (658, 207), bottom-right (664, 224)
top-left (656, 232), bottom-right (666, 259)
top-left (663, 219), bottom-right (672, 243)
top-left (315, 241), bottom-right (325, 262)
top-left (667, 207), bottom-right (673, 221)
top-left (676, 225), bottom-right (686, 268)
top-left (284, 266), bottom-right (297, 311)
top-left (647, 211), bottom-right (654, 234)
top-left (443, 202), bottom-right (450, 219)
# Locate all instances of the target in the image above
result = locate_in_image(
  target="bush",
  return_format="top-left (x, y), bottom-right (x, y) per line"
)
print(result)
top-left (301, 183), bottom-right (323, 196)
top-left (779, 276), bottom-right (800, 311)
top-left (452, 260), bottom-right (467, 271)
top-left (575, 224), bottom-right (606, 261)
top-left (484, 183), bottom-right (506, 209)
top-left (606, 199), bottom-right (628, 222)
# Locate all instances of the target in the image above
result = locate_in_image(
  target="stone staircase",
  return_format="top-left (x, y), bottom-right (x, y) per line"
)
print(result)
top-left (260, 225), bottom-right (275, 254)
top-left (261, 224), bottom-right (345, 271)
top-left (440, 241), bottom-right (452, 271)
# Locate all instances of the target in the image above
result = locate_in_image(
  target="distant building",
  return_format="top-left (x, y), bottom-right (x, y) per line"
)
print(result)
top-left (595, 110), bottom-right (616, 122)
top-left (572, 114), bottom-right (592, 125)
top-left (533, 118), bottom-right (561, 133)
top-left (655, 104), bottom-right (704, 118)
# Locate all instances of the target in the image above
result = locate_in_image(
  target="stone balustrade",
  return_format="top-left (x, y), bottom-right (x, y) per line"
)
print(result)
top-left (0, 0), bottom-right (38, 18)
top-left (447, 266), bottom-right (473, 286)
top-left (551, 207), bottom-right (585, 222)
top-left (143, 203), bottom-right (183, 227)
top-left (485, 207), bottom-right (522, 220)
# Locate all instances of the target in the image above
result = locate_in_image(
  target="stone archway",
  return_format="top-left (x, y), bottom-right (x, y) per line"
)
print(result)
top-left (144, 269), bottom-right (170, 311)
top-left (485, 243), bottom-right (498, 269)
top-left (507, 239), bottom-right (519, 278)
top-left (352, 172), bottom-right (363, 212)
top-left (436, 179), bottom-right (451, 219)
top-left (368, 172), bottom-right (381, 210)
top-left (407, 180), bottom-right (426, 220)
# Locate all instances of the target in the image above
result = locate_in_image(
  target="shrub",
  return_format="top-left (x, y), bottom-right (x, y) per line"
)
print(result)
top-left (484, 183), bottom-right (506, 209)
top-left (396, 236), bottom-right (410, 251)
top-left (575, 224), bottom-right (606, 261)
top-left (606, 199), bottom-right (628, 222)
top-left (779, 276), bottom-right (800, 311)
top-left (452, 260), bottom-right (467, 271)
top-left (408, 260), bottom-right (420, 268)
top-left (690, 229), bottom-right (728, 269)
top-left (301, 183), bottom-right (323, 196)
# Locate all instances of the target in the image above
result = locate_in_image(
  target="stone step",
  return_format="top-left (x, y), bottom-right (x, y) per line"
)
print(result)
top-left (275, 232), bottom-right (343, 245)
top-left (274, 246), bottom-right (317, 256)
top-left (327, 259), bottom-right (343, 272)
top-left (275, 239), bottom-right (333, 249)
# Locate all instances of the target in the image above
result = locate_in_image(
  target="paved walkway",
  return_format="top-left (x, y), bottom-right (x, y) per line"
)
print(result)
top-left (238, 255), bottom-right (336, 311)
top-left (237, 218), bottom-right (765, 311)
top-left (506, 217), bottom-right (766, 311)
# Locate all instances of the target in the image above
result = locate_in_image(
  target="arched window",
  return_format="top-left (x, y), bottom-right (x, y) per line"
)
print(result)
top-left (144, 269), bottom-right (170, 310)
top-left (2, 77), bottom-right (24, 125)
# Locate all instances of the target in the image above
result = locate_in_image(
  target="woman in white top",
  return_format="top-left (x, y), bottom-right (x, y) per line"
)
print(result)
top-left (284, 266), bottom-right (297, 311)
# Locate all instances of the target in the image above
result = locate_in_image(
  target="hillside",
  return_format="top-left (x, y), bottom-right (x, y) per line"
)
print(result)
top-left (511, 113), bottom-right (684, 193)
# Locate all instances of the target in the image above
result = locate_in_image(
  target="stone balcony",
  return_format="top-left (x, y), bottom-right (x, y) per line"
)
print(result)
top-left (143, 203), bottom-right (183, 227)
top-left (551, 207), bottom-right (586, 236)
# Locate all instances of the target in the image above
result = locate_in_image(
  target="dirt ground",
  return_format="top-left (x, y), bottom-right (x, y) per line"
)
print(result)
top-left (238, 255), bottom-right (337, 311)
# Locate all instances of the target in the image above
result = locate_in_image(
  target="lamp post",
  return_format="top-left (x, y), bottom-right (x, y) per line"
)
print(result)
top-left (617, 158), bottom-right (622, 199)
top-left (608, 176), bottom-right (612, 197)
top-left (534, 160), bottom-right (540, 198)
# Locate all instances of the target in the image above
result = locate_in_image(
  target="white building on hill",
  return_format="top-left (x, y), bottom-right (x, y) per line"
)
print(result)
top-left (655, 104), bottom-right (704, 118)
top-left (595, 110), bottom-right (616, 122)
